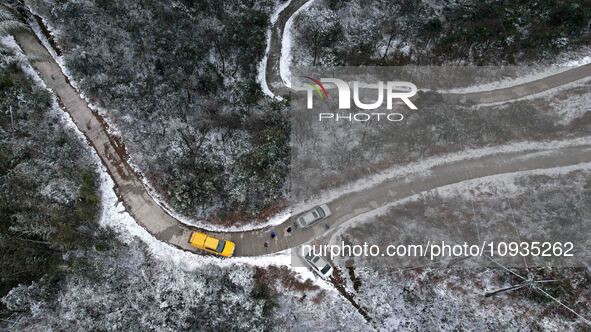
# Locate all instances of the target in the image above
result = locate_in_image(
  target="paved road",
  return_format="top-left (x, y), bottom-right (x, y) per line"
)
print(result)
top-left (447, 63), bottom-right (591, 104)
top-left (14, 6), bottom-right (591, 256)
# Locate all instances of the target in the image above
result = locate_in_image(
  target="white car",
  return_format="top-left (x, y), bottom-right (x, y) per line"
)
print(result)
top-left (300, 251), bottom-right (333, 279)
top-left (295, 204), bottom-right (331, 228)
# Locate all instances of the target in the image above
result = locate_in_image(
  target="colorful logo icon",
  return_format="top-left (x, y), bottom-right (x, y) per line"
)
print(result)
top-left (304, 76), bottom-right (329, 101)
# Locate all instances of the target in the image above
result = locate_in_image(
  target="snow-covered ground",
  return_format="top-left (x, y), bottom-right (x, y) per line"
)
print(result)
top-left (549, 87), bottom-right (591, 125)
top-left (331, 161), bottom-right (591, 329)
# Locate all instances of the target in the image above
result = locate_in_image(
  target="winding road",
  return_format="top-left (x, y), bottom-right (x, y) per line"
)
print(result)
top-left (265, 0), bottom-right (310, 96)
top-left (14, 1), bottom-right (591, 257)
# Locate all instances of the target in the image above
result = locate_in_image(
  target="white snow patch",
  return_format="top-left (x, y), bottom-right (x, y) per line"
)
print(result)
top-left (0, 35), bottom-right (88, 143)
top-left (435, 162), bottom-right (591, 198)
top-left (561, 52), bottom-right (591, 68)
top-left (327, 195), bottom-right (419, 246)
top-left (548, 87), bottom-right (591, 125)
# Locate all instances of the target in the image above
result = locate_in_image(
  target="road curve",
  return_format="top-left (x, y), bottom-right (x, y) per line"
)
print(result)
top-left (14, 10), bottom-right (591, 256)
top-left (265, 0), bottom-right (311, 97)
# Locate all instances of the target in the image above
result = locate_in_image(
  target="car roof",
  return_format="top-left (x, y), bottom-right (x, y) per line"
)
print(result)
top-left (301, 211), bottom-right (317, 223)
top-left (204, 236), bottom-right (220, 250)
top-left (306, 254), bottom-right (327, 267)
top-left (190, 232), bottom-right (208, 246)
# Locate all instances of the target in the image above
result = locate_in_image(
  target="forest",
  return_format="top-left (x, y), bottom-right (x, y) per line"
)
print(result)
top-left (1, 0), bottom-right (590, 329)
top-left (293, 0), bottom-right (591, 66)
top-left (22, 0), bottom-right (591, 224)
top-left (27, 0), bottom-right (290, 223)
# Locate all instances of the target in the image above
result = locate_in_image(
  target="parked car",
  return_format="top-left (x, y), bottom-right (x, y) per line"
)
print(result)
top-left (189, 231), bottom-right (235, 257)
top-left (295, 204), bottom-right (331, 228)
top-left (300, 249), bottom-right (333, 279)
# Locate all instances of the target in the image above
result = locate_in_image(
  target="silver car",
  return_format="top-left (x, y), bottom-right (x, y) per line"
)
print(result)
top-left (301, 251), bottom-right (333, 279)
top-left (295, 204), bottom-right (331, 228)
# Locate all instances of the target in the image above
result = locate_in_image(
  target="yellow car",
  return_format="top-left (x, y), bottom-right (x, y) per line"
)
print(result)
top-left (189, 231), bottom-right (235, 257)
